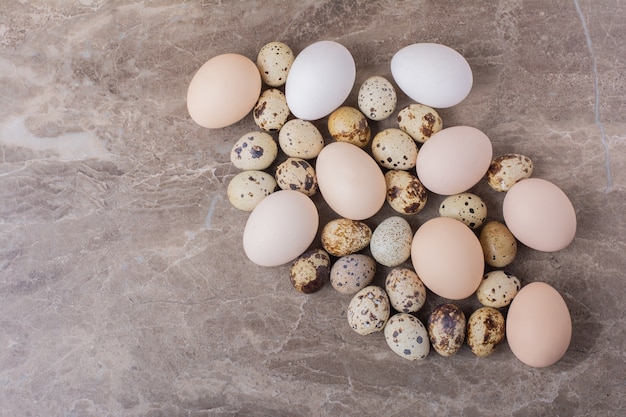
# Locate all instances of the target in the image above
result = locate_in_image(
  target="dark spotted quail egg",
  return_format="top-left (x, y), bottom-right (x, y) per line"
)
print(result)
top-left (385, 170), bottom-right (428, 215)
top-left (466, 307), bottom-right (506, 357)
top-left (428, 303), bottom-right (466, 356)
top-left (278, 119), bottom-right (324, 159)
top-left (487, 153), bottom-right (533, 192)
top-left (289, 249), bottom-right (330, 294)
top-left (253, 88), bottom-right (290, 132)
top-left (347, 286), bottom-right (390, 335)
top-left (256, 41), bottom-right (294, 87)
top-left (371, 128), bottom-right (418, 170)
top-left (330, 254), bottom-right (376, 295)
top-left (327, 106), bottom-right (371, 148)
top-left (476, 270), bottom-right (521, 308)
top-left (384, 313), bottom-right (430, 361)
top-left (439, 192), bottom-right (487, 229)
top-left (321, 218), bottom-right (372, 257)
top-left (479, 221), bottom-right (517, 267)
top-left (385, 268), bottom-right (427, 313)
top-left (275, 157), bottom-right (318, 196)
top-left (397, 103), bottom-right (442, 143)
top-left (230, 131), bottom-right (278, 170)
top-left (227, 170), bottom-right (276, 211)
top-left (357, 75), bottom-right (397, 121)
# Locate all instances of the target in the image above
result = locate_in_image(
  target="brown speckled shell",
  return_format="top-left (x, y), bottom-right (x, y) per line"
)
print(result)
top-left (327, 106), bottom-right (371, 148)
top-left (321, 218), bottom-right (372, 257)
top-left (253, 88), bottom-right (290, 132)
top-left (428, 303), bottom-right (466, 356)
top-left (385, 170), bottom-right (428, 215)
top-left (396, 103), bottom-right (443, 143)
top-left (289, 249), bottom-right (330, 294)
top-left (476, 270), bottom-right (521, 308)
top-left (479, 221), bottom-right (518, 267)
top-left (275, 157), bottom-right (318, 197)
top-left (347, 285), bottom-right (390, 335)
top-left (385, 268), bottom-right (427, 313)
top-left (487, 153), bottom-right (533, 192)
top-left (466, 307), bottom-right (506, 357)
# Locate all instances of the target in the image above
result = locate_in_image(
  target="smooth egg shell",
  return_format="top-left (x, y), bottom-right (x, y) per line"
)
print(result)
top-left (316, 142), bottom-right (386, 220)
top-left (187, 53), bottom-right (261, 129)
top-left (243, 190), bottom-right (318, 267)
top-left (503, 178), bottom-right (576, 252)
top-left (411, 217), bottom-right (484, 300)
top-left (415, 126), bottom-right (492, 195)
top-left (285, 41), bottom-right (356, 120)
top-left (506, 282), bottom-right (572, 367)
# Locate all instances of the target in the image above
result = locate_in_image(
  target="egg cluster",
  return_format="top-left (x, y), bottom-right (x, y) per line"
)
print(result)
top-left (187, 40), bottom-right (577, 368)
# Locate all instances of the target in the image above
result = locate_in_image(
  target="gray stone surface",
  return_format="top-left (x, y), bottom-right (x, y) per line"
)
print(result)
top-left (1, 1), bottom-right (625, 416)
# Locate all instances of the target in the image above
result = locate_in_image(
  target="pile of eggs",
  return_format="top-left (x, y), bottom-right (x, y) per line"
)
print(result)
top-left (187, 40), bottom-right (577, 368)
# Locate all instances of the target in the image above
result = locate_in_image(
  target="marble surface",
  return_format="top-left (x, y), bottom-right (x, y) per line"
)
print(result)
top-left (1, 1), bottom-right (625, 416)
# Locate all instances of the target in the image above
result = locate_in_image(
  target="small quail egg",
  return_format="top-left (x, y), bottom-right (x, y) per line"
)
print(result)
top-left (256, 41), bottom-right (294, 87)
top-left (428, 303), bottom-right (466, 356)
top-left (439, 192), bottom-right (487, 229)
top-left (384, 313), bottom-right (430, 361)
top-left (476, 270), bottom-right (521, 308)
top-left (347, 285), bottom-right (390, 335)
top-left (466, 307), bottom-right (506, 357)
top-left (397, 103), bottom-right (443, 143)
top-left (479, 221), bottom-right (517, 267)
top-left (327, 106), bottom-right (371, 148)
top-left (253, 88), bottom-right (290, 132)
top-left (385, 170), bottom-right (428, 215)
top-left (330, 254), bottom-right (376, 295)
top-left (357, 75), bottom-right (397, 121)
top-left (371, 128), bottom-right (418, 170)
top-left (321, 218), bottom-right (372, 257)
top-left (369, 216), bottom-right (412, 267)
top-left (278, 119), bottom-right (324, 159)
top-left (230, 131), bottom-right (278, 170)
top-left (385, 268), bottom-right (426, 313)
top-left (289, 249), bottom-right (330, 294)
top-left (487, 154), bottom-right (534, 192)
top-left (226, 170), bottom-right (276, 211)
top-left (275, 157), bottom-right (318, 196)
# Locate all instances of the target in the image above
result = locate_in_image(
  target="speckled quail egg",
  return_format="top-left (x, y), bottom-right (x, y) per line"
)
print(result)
top-left (385, 268), bottom-right (427, 314)
top-left (321, 218), bottom-right (372, 257)
top-left (397, 103), bottom-right (443, 143)
top-left (330, 254), bottom-right (376, 295)
top-left (487, 153), bottom-right (534, 192)
top-left (289, 249), bottom-right (330, 294)
top-left (327, 106), bottom-right (371, 148)
top-left (371, 128), bottom-right (418, 170)
top-left (439, 192), bottom-right (487, 229)
top-left (476, 270), bottom-right (521, 308)
top-left (384, 313), bottom-right (430, 361)
top-left (466, 307), bottom-right (506, 357)
top-left (256, 41), bottom-right (294, 87)
top-left (479, 221), bottom-right (517, 267)
top-left (278, 119), bottom-right (324, 159)
top-left (275, 157), bottom-right (318, 196)
top-left (428, 303), bottom-right (466, 356)
top-left (369, 216), bottom-right (412, 267)
top-left (385, 170), bottom-right (428, 215)
top-left (230, 131), bottom-right (278, 170)
top-left (347, 285), bottom-right (390, 335)
top-left (253, 88), bottom-right (290, 132)
top-left (227, 170), bottom-right (276, 211)
top-left (357, 75), bottom-right (397, 121)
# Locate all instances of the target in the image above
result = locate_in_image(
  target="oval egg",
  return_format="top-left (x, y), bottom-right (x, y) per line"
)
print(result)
top-left (506, 281), bottom-right (572, 367)
top-left (391, 43), bottom-right (473, 108)
top-left (243, 190), bottom-right (318, 267)
top-left (411, 217), bottom-right (484, 300)
top-left (316, 141), bottom-right (386, 220)
top-left (415, 126), bottom-right (493, 195)
top-left (285, 41), bottom-right (356, 120)
top-left (187, 53), bottom-right (261, 129)
top-left (503, 178), bottom-right (577, 252)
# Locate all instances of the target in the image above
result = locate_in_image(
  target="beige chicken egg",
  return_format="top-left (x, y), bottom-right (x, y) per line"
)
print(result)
top-left (230, 131), bottom-right (278, 170)
top-left (253, 88), bottom-right (290, 132)
top-left (384, 170), bottom-right (428, 215)
top-left (278, 119), bottom-right (325, 159)
top-left (385, 268), bottom-right (427, 313)
top-left (321, 218), bottom-right (372, 257)
top-left (347, 286), bottom-right (390, 335)
top-left (256, 41), bottom-right (294, 87)
top-left (330, 254), bottom-right (376, 294)
top-left (396, 103), bottom-right (443, 143)
top-left (371, 128), bottom-right (418, 170)
top-left (227, 170), bottom-right (276, 211)
top-left (275, 157), bottom-right (318, 196)
top-left (384, 313), bottom-right (430, 361)
top-left (466, 307), bottom-right (506, 357)
top-left (327, 106), bottom-right (371, 148)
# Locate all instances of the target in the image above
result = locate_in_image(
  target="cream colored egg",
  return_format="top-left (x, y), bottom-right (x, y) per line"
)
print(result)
top-left (466, 307), bottom-right (506, 357)
top-left (327, 106), bottom-right (371, 148)
top-left (347, 286), bottom-right (390, 335)
top-left (357, 75), bottom-right (397, 121)
top-left (227, 170), bottom-right (276, 211)
top-left (230, 131), bottom-right (278, 170)
top-left (278, 119), bottom-right (324, 159)
top-left (479, 221), bottom-right (517, 268)
top-left (256, 41), bottom-right (294, 87)
top-left (384, 170), bottom-right (428, 215)
top-left (384, 313), bottom-right (430, 361)
top-left (396, 103), bottom-right (443, 143)
top-left (476, 270), bottom-right (521, 308)
top-left (371, 128), bottom-right (418, 170)
top-left (321, 218), bottom-right (372, 257)
top-left (289, 249), bottom-right (330, 294)
top-left (275, 157), bottom-right (318, 196)
top-left (428, 303), bottom-right (466, 356)
top-left (385, 268), bottom-right (426, 313)
top-left (253, 88), bottom-right (290, 132)
top-left (487, 153), bottom-right (534, 192)
top-left (439, 192), bottom-right (487, 229)
top-left (370, 216), bottom-right (412, 267)
top-left (330, 254), bottom-right (376, 294)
